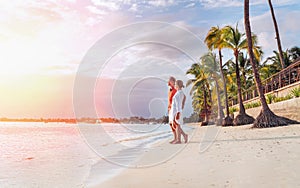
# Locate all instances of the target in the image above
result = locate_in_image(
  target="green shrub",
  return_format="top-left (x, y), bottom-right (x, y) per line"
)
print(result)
top-left (273, 94), bottom-right (293, 103)
top-left (290, 87), bottom-right (300, 98)
top-left (229, 107), bottom-right (238, 114)
top-left (244, 103), bottom-right (251, 109)
top-left (244, 101), bottom-right (261, 109)
top-left (266, 94), bottom-right (276, 104)
top-left (285, 94), bottom-right (293, 100)
top-left (253, 101), bottom-right (261, 108)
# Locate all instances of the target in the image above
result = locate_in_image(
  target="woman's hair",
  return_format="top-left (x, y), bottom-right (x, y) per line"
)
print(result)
top-left (176, 80), bottom-right (184, 88)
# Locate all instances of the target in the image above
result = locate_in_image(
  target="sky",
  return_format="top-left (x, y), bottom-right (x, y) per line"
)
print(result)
top-left (0, 0), bottom-right (299, 119)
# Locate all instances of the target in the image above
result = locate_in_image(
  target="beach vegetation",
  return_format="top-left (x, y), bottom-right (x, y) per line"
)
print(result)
top-left (266, 94), bottom-right (276, 104)
top-left (290, 87), bottom-right (300, 98)
top-left (244, 101), bottom-right (261, 109)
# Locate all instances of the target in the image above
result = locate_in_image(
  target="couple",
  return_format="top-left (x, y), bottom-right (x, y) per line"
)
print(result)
top-left (168, 76), bottom-right (188, 144)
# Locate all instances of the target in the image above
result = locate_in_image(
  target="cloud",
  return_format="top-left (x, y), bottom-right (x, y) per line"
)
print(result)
top-left (128, 3), bottom-right (138, 12)
top-left (98, 43), bottom-right (192, 79)
top-left (198, 0), bottom-right (299, 8)
top-left (199, 0), bottom-right (243, 8)
top-left (0, 0), bottom-right (136, 76)
top-left (251, 0), bottom-right (299, 6)
top-left (185, 2), bottom-right (196, 8)
top-left (86, 5), bottom-right (107, 15)
top-left (1, 0), bottom-right (298, 119)
top-left (250, 9), bottom-right (300, 59)
top-left (90, 0), bottom-right (121, 11)
top-left (148, 0), bottom-right (177, 7)
top-left (81, 21), bottom-right (206, 81)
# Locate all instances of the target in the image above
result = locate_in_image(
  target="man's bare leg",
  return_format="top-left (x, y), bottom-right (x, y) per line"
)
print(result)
top-left (169, 123), bottom-right (177, 144)
top-left (174, 123), bottom-right (188, 144)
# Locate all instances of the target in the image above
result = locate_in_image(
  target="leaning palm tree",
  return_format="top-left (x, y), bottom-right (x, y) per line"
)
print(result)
top-left (205, 26), bottom-right (233, 126)
top-left (222, 25), bottom-right (261, 125)
top-left (244, 0), bottom-right (299, 128)
top-left (200, 52), bottom-right (224, 125)
top-left (267, 0), bottom-right (285, 69)
top-left (186, 64), bottom-right (212, 125)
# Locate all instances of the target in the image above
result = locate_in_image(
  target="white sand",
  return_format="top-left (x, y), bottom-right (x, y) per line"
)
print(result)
top-left (98, 124), bottom-right (300, 188)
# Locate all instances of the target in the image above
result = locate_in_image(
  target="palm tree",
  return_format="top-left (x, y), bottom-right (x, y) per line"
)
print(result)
top-left (268, 0), bottom-right (285, 69)
top-left (223, 59), bottom-right (238, 104)
top-left (186, 63), bottom-right (212, 125)
top-left (205, 26), bottom-right (233, 126)
top-left (192, 87), bottom-right (211, 124)
top-left (259, 64), bottom-right (275, 81)
top-left (264, 50), bottom-right (290, 73)
top-left (238, 52), bottom-right (253, 90)
top-left (244, 0), bottom-right (299, 127)
top-left (239, 49), bottom-right (263, 90)
top-left (288, 46), bottom-right (300, 62)
top-left (200, 52), bottom-right (224, 125)
top-left (222, 25), bottom-right (261, 125)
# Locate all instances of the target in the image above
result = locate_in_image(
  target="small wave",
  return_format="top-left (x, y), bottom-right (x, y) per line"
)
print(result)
top-left (113, 130), bottom-right (171, 144)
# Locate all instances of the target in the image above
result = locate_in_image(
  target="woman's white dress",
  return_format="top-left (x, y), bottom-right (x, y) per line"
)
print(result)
top-left (169, 90), bottom-right (184, 125)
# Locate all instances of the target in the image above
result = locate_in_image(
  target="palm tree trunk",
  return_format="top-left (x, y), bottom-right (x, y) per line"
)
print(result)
top-left (268, 0), bottom-right (285, 69)
top-left (242, 72), bottom-right (247, 90)
top-left (234, 50), bottom-right (246, 114)
top-left (202, 88), bottom-right (209, 126)
top-left (218, 50), bottom-right (233, 126)
top-left (214, 78), bottom-right (224, 125)
top-left (244, 0), bottom-right (298, 128)
top-left (233, 49), bottom-right (255, 125)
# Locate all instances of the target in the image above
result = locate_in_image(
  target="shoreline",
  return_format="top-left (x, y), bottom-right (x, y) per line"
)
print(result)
top-left (98, 124), bottom-right (300, 188)
top-left (84, 124), bottom-right (196, 187)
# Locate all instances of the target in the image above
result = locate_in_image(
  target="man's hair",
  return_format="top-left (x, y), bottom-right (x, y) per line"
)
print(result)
top-left (169, 76), bottom-right (176, 82)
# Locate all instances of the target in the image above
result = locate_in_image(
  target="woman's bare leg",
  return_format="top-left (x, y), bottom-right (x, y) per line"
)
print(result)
top-left (174, 126), bottom-right (181, 144)
top-left (175, 124), bottom-right (188, 144)
top-left (180, 127), bottom-right (188, 143)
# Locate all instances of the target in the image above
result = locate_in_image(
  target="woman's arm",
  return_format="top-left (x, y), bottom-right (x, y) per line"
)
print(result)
top-left (182, 94), bottom-right (186, 110)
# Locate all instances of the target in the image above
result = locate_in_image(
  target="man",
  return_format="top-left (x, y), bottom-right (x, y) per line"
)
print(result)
top-left (168, 76), bottom-right (177, 144)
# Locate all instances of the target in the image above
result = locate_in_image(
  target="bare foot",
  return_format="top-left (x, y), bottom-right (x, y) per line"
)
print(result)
top-left (184, 134), bottom-right (188, 143)
top-left (173, 141), bottom-right (181, 144)
top-left (169, 140), bottom-right (176, 144)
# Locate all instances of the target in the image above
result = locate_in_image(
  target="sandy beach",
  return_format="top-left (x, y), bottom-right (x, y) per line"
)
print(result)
top-left (99, 124), bottom-right (300, 188)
